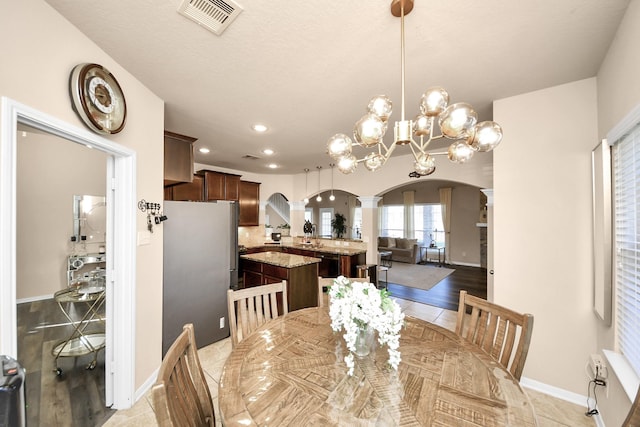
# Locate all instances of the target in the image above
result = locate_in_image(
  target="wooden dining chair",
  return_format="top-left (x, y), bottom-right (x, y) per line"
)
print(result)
top-left (455, 290), bottom-right (534, 381)
top-left (152, 323), bottom-right (215, 427)
top-left (227, 281), bottom-right (288, 347)
top-left (623, 384), bottom-right (640, 426)
top-left (318, 276), bottom-right (371, 307)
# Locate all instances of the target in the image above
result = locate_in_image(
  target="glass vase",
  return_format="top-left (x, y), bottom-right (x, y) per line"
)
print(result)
top-left (354, 324), bottom-right (375, 357)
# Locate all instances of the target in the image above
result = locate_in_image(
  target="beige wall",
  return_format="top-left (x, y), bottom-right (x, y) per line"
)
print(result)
top-left (494, 78), bottom-right (600, 392)
top-left (595, 0), bottom-right (640, 425)
top-left (1, 0), bottom-right (165, 390)
top-left (495, 2), bottom-right (640, 425)
top-left (16, 130), bottom-right (107, 299)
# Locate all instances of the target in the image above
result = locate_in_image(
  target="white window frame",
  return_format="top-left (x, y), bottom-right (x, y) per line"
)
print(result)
top-left (604, 103), bottom-right (640, 402)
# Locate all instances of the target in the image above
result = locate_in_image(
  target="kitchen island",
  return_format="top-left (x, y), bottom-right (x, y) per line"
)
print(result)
top-left (242, 244), bottom-right (366, 278)
top-left (240, 251), bottom-right (321, 311)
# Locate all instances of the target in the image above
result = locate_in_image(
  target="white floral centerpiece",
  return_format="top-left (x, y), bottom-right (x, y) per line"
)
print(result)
top-left (328, 276), bottom-right (405, 376)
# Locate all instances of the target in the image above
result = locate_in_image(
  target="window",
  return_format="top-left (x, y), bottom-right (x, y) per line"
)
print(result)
top-left (305, 208), bottom-right (313, 223)
top-left (379, 205), bottom-right (404, 238)
top-left (613, 120), bottom-right (640, 377)
top-left (319, 208), bottom-right (334, 237)
top-left (380, 204), bottom-right (444, 244)
top-left (415, 204), bottom-right (445, 246)
top-left (352, 207), bottom-right (362, 239)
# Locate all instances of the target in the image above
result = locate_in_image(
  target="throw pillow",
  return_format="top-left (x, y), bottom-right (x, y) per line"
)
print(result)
top-left (397, 238), bottom-right (414, 249)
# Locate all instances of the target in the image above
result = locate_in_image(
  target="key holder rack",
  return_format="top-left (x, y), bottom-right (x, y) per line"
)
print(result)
top-left (138, 199), bottom-right (168, 233)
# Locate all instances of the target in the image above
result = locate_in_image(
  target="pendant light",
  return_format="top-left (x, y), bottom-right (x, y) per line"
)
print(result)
top-left (329, 163), bottom-right (336, 201)
top-left (303, 168), bottom-right (309, 204)
top-left (315, 166), bottom-right (322, 202)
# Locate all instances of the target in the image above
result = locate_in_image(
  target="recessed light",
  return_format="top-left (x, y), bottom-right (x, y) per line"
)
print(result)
top-left (252, 124), bottom-right (268, 133)
top-left (199, 147), bottom-right (210, 154)
top-left (262, 148), bottom-right (274, 155)
top-left (267, 163), bottom-right (278, 169)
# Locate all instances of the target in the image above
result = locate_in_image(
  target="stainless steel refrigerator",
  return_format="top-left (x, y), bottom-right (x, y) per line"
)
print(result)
top-left (162, 200), bottom-right (238, 355)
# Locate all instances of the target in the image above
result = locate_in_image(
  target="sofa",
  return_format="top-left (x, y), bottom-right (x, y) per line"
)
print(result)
top-left (377, 237), bottom-right (420, 264)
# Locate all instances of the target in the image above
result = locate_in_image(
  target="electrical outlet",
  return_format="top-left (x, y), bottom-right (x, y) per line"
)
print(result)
top-left (589, 354), bottom-right (608, 379)
top-left (219, 317), bottom-right (225, 329)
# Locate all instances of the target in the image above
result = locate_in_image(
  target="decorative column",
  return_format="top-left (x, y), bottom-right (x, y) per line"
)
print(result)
top-left (481, 189), bottom-right (494, 301)
top-left (289, 200), bottom-right (307, 239)
top-left (358, 196), bottom-right (382, 265)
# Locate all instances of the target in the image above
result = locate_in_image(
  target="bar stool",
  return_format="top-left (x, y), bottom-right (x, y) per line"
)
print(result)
top-left (378, 266), bottom-right (389, 290)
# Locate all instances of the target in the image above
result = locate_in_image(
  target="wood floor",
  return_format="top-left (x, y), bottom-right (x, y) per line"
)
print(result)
top-left (385, 263), bottom-right (487, 311)
top-left (17, 298), bottom-right (115, 427)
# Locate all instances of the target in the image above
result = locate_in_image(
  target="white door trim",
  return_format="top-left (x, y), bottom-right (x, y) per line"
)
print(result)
top-left (0, 97), bottom-right (137, 409)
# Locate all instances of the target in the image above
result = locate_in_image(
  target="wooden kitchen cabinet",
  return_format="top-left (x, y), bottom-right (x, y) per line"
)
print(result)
top-left (200, 170), bottom-right (241, 201)
top-left (169, 174), bottom-right (204, 201)
top-left (239, 180), bottom-right (260, 226)
top-left (164, 131), bottom-right (196, 186)
top-left (340, 252), bottom-right (366, 277)
top-left (240, 254), bottom-right (319, 311)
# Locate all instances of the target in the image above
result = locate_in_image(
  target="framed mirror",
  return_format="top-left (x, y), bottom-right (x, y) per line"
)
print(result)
top-left (72, 194), bottom-right (106, 244)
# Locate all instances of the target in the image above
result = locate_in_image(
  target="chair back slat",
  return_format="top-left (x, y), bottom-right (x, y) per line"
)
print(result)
top-left (498, 321), bottom-right (517, 366)
top-left (152, 323), bottom-right (215, 427)
top-left (455, 290), bottom-right (534, 381)
top-left (227, 281), bottom-right (288, 347)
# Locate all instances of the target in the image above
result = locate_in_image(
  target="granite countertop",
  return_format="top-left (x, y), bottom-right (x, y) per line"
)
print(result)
top-left (243, 243), bottom-right (366, 256)
top-left (240, 251), bottom-right (321, 268)
top-left (288, 244), bottom-right (366, 256)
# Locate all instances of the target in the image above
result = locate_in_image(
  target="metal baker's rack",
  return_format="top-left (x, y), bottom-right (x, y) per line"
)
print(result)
top-left (51, 254), bottom-right (107, 376)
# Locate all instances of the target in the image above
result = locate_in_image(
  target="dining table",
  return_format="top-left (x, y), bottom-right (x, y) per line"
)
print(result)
top-left (218, 306), bottom-right (538, 426)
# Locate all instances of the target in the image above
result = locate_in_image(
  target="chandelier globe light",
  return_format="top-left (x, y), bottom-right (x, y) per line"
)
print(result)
top-left (326, 0), bottom-right (503, 175)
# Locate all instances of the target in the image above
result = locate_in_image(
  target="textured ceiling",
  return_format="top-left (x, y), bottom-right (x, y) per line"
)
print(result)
top-left (45, 0), bottom-right (630, 175)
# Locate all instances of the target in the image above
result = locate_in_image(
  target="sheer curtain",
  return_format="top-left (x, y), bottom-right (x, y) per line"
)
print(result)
top-left (347, 196), bottom-right (357, 239)
top-left (439, 187), bottom-right (452, 263)
top-left (403, 190), bottom-right (415, 239)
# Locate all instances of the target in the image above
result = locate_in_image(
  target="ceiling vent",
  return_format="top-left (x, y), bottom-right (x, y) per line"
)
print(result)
top-left (242, 154), bottom-right (260, 160)
top-left (177, 0), bottom-right (243, 36)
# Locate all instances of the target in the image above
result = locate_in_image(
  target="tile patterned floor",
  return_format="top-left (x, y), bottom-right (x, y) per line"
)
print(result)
top-left (103, 298), bottom-right (596, 427)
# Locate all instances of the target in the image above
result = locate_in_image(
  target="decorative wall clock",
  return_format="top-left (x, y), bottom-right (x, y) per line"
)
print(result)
top-left (69, 63), bottom-right (127, 134)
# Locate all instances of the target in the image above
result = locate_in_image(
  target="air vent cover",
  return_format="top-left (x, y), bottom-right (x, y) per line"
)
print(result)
top-left (177, 0), bottom-right (243, 36)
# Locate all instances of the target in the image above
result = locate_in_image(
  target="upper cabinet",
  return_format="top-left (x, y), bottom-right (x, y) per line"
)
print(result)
top-left (200, 170), bottom-right (241, 201)
top-left (169, 174), bottom-right (204, 201)
top-left (164, 170), bottom-right (260, 226)
top-left (239, 181), bottom-right (260, 226)
top-left (164, 131), bottom-right (196, 186)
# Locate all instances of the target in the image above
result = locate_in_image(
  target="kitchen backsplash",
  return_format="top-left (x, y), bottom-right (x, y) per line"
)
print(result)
top-left (238, 225), bottom-right (366, 250)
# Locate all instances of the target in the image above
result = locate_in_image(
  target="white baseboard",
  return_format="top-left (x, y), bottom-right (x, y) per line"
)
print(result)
top-left (135, 367), bottom-right (159, 403)
top-left (16, 294), bottom-right (53, 304)
top-left (521, 376), bottom-right (605, 426)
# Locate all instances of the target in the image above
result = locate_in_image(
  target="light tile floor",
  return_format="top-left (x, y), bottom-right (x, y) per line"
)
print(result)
top-left (103, 298), bottom-right (596, 427)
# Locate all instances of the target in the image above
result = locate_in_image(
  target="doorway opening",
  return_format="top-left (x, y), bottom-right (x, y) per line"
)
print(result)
top-left (0, 97), bottom-right (137, 410)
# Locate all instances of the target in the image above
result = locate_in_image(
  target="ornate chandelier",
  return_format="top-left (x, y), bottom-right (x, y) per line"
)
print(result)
top-left (326, 0), bottom-right (503, 175)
